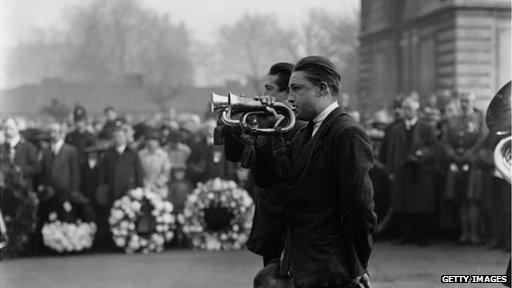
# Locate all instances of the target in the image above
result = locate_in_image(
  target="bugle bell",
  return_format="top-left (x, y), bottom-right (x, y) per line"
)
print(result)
top-left (210, 92), bottom-right (296, 135)
top-left (211, 93), bottom-right (239, 127)
top-left (486, 81), bottom-right (511, 183)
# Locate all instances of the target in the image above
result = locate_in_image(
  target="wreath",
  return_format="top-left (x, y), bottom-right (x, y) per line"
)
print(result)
top-left (41, 198), bottom-right (97, 253)
top-left (109, 187), bottom-right (176, 254)
top-left (0, 164), bottom-right (38, 259)
top-left (180, 178), bottom-right (253, 251)
top-left (42, 211), bottom-right (96, 253)
top-left (0, 185), bottom-right (38, 258)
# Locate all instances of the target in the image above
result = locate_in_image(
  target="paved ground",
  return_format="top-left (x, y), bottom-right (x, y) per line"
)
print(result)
top-left (1, 241), bottom-right (509, 288)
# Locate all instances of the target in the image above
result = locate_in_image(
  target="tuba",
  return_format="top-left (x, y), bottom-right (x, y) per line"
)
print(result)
top-left (0, 209), bottom-right (7, 250)
top-left (211, 92), bottom-right (296, 136)
top-left (486, 81), bottom-right (511, 183)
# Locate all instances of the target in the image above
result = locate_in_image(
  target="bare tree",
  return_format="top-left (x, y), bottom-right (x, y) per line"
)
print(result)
top-left (7, 0), bottom-right (194, 88)
top-left (300, 9), bottom-right (359, 96)
top-left (204, 13), bottom-right (298, 94)
top-left (196, 10), bottom-right (359, 96)
top-left (65, 0), bottom-right (194, 85)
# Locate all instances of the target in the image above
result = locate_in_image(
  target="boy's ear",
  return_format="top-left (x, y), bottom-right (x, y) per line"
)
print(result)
top-left (318, 82), bottom-right (328, 97)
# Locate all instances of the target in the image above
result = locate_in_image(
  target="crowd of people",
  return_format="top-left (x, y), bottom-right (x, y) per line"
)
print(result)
top-left (0, 106), bottom-right (249, 253)
top-left (372, 90), bottom-right (510, 251)
top-left (0, 83), bottom-right (509, 256)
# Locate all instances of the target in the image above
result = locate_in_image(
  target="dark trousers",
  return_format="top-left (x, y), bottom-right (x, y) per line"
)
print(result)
top-left (491, 177), bottom-right (511, 248)
top-left (316, 284), bottom-right (360, 288)
top-left (94, 206), bottom-right (115, 251)
top-left (399, 212), bottom-right (430, 245)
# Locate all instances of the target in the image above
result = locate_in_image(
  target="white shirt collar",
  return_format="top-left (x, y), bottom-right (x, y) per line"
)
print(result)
top-left (405, 116), bottom-right (418, 129)
top-left (53, 139), bottom-right (64, 154)
top-left (311, 102), bottom-right (339, 136)
top-left (116, 145), bottom-right (126, 154)
top-left (9, 135), bottom-right (21, 148)
top-left (313, 102), bottom-right (339, 125)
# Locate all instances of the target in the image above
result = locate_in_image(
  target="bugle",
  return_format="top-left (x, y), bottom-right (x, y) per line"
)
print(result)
top-left (210, 92), bottom-right (296, 136)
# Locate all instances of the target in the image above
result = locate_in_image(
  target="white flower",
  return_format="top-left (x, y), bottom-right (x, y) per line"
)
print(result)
top-left (205, 235), bottom-right (221, 251)
top-left (164, 202), bottom-right (173, 212)
top-left (153, 235), bottom-right (164, 246)
top-left (162, 214), bottom-right (174, 224)
top-left (211, 178), bottom-right (222, 191)
top-left (110, 209), bottom-right (123, 221)
top-left (129, 240), bottom-right (140, 251)
top-left (177, 214), bottom-right (185, 224)
top-left (49, 212), bottom-right (58, 221)
top-left (119, 221), bottom-right (130, 230)
top-left (131, 188), bottom-right (144, 200)
top-left (228, 181), bottom-right (237, 190)
top-left (154, 201), bottom-right (164, 212)
top-left (188, 194), bottom-right (198, 203)
top-left (165, 231), bottom-right (174, 241)
top-left (131, 201), bottom-right (142, 212)
top-left (115, 238), bottom-right (126, 247)
top-left (243, 195), bottom-right (253, 207)
top-left (183, 209), bottom-right (193, 217)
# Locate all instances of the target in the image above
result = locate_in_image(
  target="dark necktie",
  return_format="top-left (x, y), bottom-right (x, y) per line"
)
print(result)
top-left (303, 121), bottom-right (315, 143)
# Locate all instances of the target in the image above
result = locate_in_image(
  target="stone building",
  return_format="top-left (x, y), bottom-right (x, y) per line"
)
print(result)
top-left (359, 0), bottom-right (511, 112)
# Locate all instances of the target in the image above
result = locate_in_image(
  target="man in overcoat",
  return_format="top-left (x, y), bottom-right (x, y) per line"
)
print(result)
top-left (98, 124), bottom-right (143, 205)
top-left (381, 97), bottom-right (437, 246)
top-left (252, 56), bottom-right (376, 288)
top-left (41, 123), bottom-right (81, 199)
top-left (1, 118), bottom-right (40, 191)
top-left (96, 124), bottom-right (142, 249)
top-left (37, 123), bottom-right (83, 252)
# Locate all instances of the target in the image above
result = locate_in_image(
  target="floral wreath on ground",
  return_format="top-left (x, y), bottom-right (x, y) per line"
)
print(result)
top-left (180, 178), bottom-right (254, 251)
top-left (41, 194), bottom-right (97, 253)
top-left (42, 212), bottom-right (96, 253)
top-left (0, 181), bottom-right (38, 258)
top-left (109, 187), bottom-right (176, 254)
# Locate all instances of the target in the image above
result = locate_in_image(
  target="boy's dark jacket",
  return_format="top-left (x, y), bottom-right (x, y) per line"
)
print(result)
top-left (225, 107), bottom-right (377, 288)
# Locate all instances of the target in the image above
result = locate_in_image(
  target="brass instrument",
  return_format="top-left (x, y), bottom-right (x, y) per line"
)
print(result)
top-left (0, 209), bottom-right (7, 250)
top-left (486, 81), bottom-right (511, 184)
top-left (494, 136), bottom-right (511, 184)
top-left (211, 92), bottom-right (296, 136)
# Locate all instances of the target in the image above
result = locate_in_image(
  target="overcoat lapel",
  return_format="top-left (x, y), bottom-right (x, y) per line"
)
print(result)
top-left (394, 121), bottom-right (421, 155)
top-left (292, 107), bottom-right (346, 176)
top-left (395, 121), bottom-right (407, 152)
